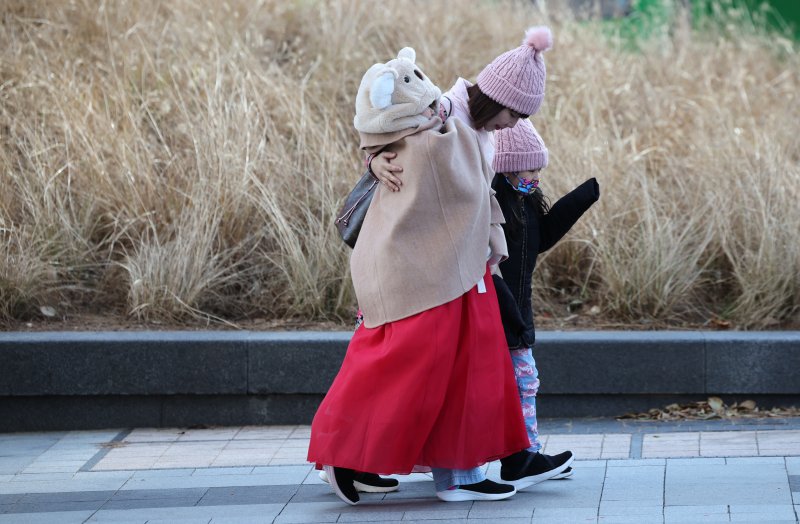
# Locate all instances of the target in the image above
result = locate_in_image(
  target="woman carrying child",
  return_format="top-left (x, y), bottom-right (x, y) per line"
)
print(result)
top-left (307, 47), bottom-right (530, 505)
top-left (368, 26), bottom-right (578, 487)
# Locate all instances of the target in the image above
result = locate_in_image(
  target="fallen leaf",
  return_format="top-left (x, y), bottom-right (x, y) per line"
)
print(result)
top-left (709, 316), bottom-right (731, 329)
top-left (616, 399), bottom-right (800, 421)
top-left (740, 400), bottom-right (757, 410)
top-left (40, 306), bottom-right (56, 317)
top-left (708, 397), bottom-right (724, 412)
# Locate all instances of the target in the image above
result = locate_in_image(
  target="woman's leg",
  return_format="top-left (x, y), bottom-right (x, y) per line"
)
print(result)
top-left (509, 347), bottom-right (541, 452)
top-left (432, 466), bottom-right (516, 501)
top-left (431, 467), bottom-right (485, 492)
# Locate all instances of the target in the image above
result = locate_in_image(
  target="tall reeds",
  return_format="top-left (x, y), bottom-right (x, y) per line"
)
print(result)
top-left (1, 0), bottom-right (797, 328)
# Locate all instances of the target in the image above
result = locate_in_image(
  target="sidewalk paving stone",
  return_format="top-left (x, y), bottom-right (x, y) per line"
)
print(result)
top-left (0, 510), bottom-right (94, 523)
top-left (401, 507), bottom-right (471, 520)
top-left (2, 419), bottom-right (800, 522)
top-left (0, 479), bottom-right (128, 495)
top-left (335, 508), bottom-right (406, 522)
top-left (271, 500), bottom-right (341, 523)
top-left (729, 504), bottom-right (797, 521)
top-left (666, 458), bottom-right (726, 466)
top-left (468, 497), bottom-right (535, 519)
top-left (0, 494), bottom-right (22, 505)
top-left (726, 456), bottom-right (786, 464)
top-left (10, 500), bottom-right (105, 513)
top-left (130, 468), bottom-right (195, 478)
top-left (597, 501), bottom-right (662, 516)
top-left (193, 467), bottom-right (255, 476)
top-left (606, 458), bottom-right (664, 467)
top-left (596, 515), bottom-right (662, 523)
top-left (111, 487), bottom-right (208, 500)
top-left (787, 457), bottom-right (800, 474)
top-left (146, 517), bottom-right (211, 524)
top-left (20, 490), bottom-right (116, 503)
top-left (664, 504), bottom-right (729, 519)
top-left (85, 503), bottom-right (283, 523)
top-left (198, 485), bottom-right (299, 505)
top-left (532, 506), bottom-right (598, 522)
top-left (11, 472), bottom-right (77, 482)
top-left (382, 481), bottom-right (436, 501)
top-left (288, 484), bottom-right (382, 504)
top-left (101, 497), bottom-right (205, 510)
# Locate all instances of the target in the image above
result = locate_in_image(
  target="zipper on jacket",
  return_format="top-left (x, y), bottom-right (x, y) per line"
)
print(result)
top-left (517, 198), bottom-right (527, 311)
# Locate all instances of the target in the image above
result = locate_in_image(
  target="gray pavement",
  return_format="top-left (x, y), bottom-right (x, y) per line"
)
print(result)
top-left (1, 419), bottom-right (799, 523)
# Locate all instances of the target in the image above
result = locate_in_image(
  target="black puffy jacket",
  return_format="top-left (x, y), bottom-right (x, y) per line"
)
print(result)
top-left (491, 175), bottom-right (600, 349)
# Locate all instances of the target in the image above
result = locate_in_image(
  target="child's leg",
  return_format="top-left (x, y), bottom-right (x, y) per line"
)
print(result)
top-left (509, 347), bottom-right (542, 452)
top-left (431, 467), bottom-right (485, 492)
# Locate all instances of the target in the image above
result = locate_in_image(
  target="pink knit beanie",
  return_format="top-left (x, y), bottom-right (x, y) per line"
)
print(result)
top-left (476, 26), bottom-right (553, 116)
top-left (493, 118), bottom-right (548, 174)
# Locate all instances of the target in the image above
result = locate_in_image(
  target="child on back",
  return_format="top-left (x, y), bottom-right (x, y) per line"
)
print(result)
top-left (491, 119), bottom-right (599, 480)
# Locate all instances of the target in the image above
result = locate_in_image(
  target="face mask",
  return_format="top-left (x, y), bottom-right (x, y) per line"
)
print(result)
top-left (504, 174), bottom-right (539, 194)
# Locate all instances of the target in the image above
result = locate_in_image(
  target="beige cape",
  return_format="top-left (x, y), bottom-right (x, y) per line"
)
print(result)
top-left (352, 116), bottom-right (507, 328)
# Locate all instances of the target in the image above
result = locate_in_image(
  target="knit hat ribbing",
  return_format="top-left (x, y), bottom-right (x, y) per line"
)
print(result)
top-left (493, 118), bottom-right (548, 174)
top-left (476, 26), bottom-right (552, 116)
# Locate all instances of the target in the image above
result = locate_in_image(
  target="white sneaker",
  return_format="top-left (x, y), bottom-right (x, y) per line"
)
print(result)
top-left (550, 466), bottom-right (574, 479)
top-left (323, 465), bottom-right (359, 505)
top-left (435, 479), bottom-right (516, 502)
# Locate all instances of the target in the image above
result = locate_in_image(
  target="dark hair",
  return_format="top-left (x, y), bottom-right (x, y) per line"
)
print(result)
top-left (493, 173), bottom-right (550, 242)
top-left (467, 84), bottom-right (504, 129)
top-left (466, 84), bottom-right (529, 129)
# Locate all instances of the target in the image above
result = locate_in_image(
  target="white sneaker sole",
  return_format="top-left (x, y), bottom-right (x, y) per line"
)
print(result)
top-left (318, 469), bottom-right (399, 493)
top-left (506, 454), bottom-right (575, 490)
top-left (436, 486), bottom-right (516, 502)
top-left (550, 468), bottom-right (574, 480)
top-left (323, 465), bottom-right (359, 505)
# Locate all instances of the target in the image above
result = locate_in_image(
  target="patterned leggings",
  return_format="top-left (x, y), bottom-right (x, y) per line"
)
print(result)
top-left (509, 347), bottom-right (541, 452)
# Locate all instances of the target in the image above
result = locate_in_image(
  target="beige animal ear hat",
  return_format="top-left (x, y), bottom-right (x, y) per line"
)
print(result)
top-left (354, 47), bottom-right (442, 134)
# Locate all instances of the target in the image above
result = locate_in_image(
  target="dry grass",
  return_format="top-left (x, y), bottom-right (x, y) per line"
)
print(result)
top-left (1, 0), bottom-right (798, 329)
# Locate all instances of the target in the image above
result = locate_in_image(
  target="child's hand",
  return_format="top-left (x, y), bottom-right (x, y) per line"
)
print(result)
top-left (371, 151), bottom-right (404, 192)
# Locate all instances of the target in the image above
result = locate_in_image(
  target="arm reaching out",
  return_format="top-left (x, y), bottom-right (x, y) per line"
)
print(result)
top-left (538, 177), bottom-right (600, 253)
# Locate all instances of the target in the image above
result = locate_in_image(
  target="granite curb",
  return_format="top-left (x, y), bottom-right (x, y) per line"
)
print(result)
top-left (1, 331), bottom-right (798, 431)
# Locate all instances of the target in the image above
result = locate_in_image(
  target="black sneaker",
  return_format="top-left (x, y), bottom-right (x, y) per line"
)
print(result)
top-left (550, 466), bottom-right (573, 479)
top-left (354, 472), bottom-right (399, 492)
top-left (500, 450), bottom-right (574, 490)
top-left (436, 479), bottom-right (516, 502)
top-left (323, 465), bottom-right (359, 505)
top-left (319, 469), bottom-right (400, 492)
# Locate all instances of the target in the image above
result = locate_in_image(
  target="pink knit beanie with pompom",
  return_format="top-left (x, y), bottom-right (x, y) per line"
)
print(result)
top-left (476, 26), bottom-right (553, 116)
top-left (493, 118), bottom-right (548, 174)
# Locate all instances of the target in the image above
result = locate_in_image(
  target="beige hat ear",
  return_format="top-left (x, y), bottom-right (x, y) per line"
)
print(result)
top-left (370, 70), bottom-right (396, 109)
top-left (397, 47), bottom-right (416, 63)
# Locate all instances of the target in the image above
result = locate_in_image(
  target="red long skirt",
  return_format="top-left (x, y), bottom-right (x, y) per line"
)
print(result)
top-left (307, 268), bottom-right (529, 474)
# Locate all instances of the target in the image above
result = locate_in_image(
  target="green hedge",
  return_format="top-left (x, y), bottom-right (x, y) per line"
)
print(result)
top-left (608, 0), bottom-right (799, 44)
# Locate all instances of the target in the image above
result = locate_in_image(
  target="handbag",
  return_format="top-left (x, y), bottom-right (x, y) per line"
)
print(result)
top-left (335, 169), bottom-right (379, 248)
